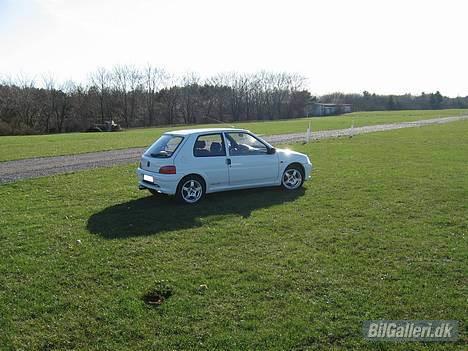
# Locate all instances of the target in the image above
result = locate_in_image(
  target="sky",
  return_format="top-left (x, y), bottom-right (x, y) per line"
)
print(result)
top-left (0, 0), bottom-right (467, 96)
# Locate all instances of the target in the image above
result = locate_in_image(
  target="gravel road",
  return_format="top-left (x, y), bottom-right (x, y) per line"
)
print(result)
top-left (1, 115), bottom-right (467, 184)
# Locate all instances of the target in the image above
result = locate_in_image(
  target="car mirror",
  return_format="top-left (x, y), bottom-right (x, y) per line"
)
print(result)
top-left (267, 147), bottom-right (276, 154)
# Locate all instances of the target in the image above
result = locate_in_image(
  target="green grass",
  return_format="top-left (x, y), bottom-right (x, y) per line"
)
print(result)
top-left (0, 121), bottom-right (467, 350)
top-left (0, 109), bottom-right (466, 162)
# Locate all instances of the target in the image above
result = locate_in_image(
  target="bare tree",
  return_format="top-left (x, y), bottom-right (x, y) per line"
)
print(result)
top-left (42, 74), bottom-right (57, 132)
top-left (158, 74), bottom-right (180, 125)
top-left (224, 72), bottom-right (250, 121)
top-left (180, 72), bottom-right (200, 124)
top-left (285, 73), bottom-right (307, 118)
top-left (144, 65), bottom-right (168, 126)
top-left (205, 74), bottom-right (230, 122)
top-left (111, 65), bottom-right (130, 127)
top-left (0, 66), bottom-right (331, 135)
top-left (89, 67), bottom-right (110, 123)
top-left (14, 73), bottom-right (39, 130)
top-left (0, 74), bottom-right (18, 134)
top-left (127, 66), bottom-right (143, 126)
top-left (55, 80), bottom-right (74, 132)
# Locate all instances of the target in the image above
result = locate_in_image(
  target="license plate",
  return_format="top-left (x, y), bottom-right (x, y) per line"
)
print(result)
top-left (143, 174), bottom-right (154, 183)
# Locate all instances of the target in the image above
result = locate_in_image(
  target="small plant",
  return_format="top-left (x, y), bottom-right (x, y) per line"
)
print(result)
top-left (143, 280), bottom-right (173, 306)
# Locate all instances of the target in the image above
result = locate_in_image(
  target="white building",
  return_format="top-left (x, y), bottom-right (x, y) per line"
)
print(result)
top-left (306, 103), bottom-right (352, 117)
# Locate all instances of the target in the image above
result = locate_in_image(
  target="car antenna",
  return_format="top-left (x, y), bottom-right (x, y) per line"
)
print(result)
top-left (204, 115), bottom-right (236, 128)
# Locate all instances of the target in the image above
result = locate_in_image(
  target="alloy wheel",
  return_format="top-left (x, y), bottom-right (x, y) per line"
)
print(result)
top-left (181, 179), bottom-right (203, 203)
top-left (282, 168), bottom-right (303, 190)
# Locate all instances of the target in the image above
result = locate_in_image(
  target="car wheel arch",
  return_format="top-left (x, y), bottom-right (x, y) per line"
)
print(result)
top-left (284, 162), bottom-right (305, 176)
top-left (178, 173), bottom-right (207, 189)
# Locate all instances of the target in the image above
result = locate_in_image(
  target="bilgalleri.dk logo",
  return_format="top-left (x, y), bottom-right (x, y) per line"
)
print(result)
top-left (363, 320), bottom-right (458, 341)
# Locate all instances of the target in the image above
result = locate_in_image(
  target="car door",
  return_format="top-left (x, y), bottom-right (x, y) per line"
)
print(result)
top-left (224, 131), bottom-right (279, 186)
top-left (192, 133), bottom-right (229, 191)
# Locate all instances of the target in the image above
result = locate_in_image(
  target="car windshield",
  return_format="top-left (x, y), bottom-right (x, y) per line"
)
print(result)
top-left (145, 135), bottom-right (183, 158)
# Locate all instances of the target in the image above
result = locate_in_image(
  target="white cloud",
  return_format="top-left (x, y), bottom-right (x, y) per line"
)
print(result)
top-left (1, 0), bottom-right (467, 96)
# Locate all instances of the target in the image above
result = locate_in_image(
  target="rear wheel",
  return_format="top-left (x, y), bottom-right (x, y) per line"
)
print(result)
top-left (176, 175), bottom-right (205, 204)
top-left (281, 165), bottom-right (304, 190)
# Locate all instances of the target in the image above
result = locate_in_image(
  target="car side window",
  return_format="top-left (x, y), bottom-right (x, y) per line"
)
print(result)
top-left (225, 132), bottom-right (268, 156)
top-left (193, 133), bottom-right (226, 157)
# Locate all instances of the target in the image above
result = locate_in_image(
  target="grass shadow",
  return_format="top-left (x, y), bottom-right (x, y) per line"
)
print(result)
top-left (87, 187), bottom-right (305, 238)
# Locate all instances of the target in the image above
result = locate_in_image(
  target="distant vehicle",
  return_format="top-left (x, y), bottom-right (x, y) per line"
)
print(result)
top-left (137, 128), bottom-right (313, 204)
top-left (85, 120), bottom-right (122, 132)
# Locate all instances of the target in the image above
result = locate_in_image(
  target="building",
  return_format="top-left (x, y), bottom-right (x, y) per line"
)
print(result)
top-left (306, 103), bottom-right (352, 117)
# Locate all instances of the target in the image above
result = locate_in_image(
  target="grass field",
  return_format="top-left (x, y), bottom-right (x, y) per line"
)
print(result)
top-left (0, 109), bottom-right (467, 162)
top-left (0, 121), bottom-right (467, 349)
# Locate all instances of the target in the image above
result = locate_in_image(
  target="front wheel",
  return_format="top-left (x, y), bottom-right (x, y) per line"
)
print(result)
top-left (176, 176), bottom-right (205, 204)
top-left (281, 165), bottom-right (304, 190)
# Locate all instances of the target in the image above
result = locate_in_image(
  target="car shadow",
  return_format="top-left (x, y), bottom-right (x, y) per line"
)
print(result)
top-left (87, 187), bottom-right (305, 239)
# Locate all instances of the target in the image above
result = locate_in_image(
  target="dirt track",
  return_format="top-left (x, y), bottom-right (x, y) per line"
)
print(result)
top-left (1, 115), bottom-right (467, 184)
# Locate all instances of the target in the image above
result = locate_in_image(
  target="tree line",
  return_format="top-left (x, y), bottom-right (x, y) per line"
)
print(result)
top-left (0, 67), bottom-right (310, 135)
top-left (0, 66), bottom-right (467, 135)
top-left (319, 91), bottom-right (468, 111)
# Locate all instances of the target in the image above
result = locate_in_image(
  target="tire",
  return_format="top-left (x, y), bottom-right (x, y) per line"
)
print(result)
top-left (176, 175), bottom-right (205, 204)
top-left (281, 164), bottom-right (304, 190)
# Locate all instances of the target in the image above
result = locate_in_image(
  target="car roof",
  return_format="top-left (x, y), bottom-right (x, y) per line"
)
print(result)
top-left (164, 127), bottom-right (248, 136)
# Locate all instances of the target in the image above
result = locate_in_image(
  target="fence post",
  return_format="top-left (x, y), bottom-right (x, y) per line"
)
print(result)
top-left (306, 120), bottom-right (311, 143)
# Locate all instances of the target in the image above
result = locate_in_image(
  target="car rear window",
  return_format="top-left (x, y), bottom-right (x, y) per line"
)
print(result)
top-left (145, 135), bottom-right (183, 158)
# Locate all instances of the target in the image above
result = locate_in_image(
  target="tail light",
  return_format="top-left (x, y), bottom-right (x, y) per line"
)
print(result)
top-left (159, 165), bottom-right (176, 174)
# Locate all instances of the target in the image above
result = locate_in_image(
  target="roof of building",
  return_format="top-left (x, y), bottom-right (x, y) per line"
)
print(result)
top-left (313, 103), bottom-right (352, 106)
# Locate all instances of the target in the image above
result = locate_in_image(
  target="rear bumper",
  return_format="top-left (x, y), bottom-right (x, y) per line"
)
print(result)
top-left (137, 168), bottom-right (180, 195)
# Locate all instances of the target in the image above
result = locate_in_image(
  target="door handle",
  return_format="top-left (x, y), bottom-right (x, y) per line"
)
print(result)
top-left (226, 158), bottom-right (231, 166)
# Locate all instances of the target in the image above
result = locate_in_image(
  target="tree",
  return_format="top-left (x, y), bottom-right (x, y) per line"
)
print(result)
top-left (387, 95), bottom-right (396, 110)
top-left (89, 67), bottom-right (110, 123)
top-left (180, 72), bottom-right (200, 124)
top-left (112, 65), bottom-right (130, 127)
top-left (42, 74), bottom-right (57, 132)
top-left (2, 66), bottom-right (466, 136)
top-left (430, 91), bottom-right (443, 109)
top-left (158, 75), bottom-right (180, 125)
top-left (144, 65), bottom-right (167, 126)
top-left (55, 81), bottom-right (74, 132)
top-left (127, 65), bottom-right (143, 127)
top-left (14, 74), bottom-right (39, 130)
